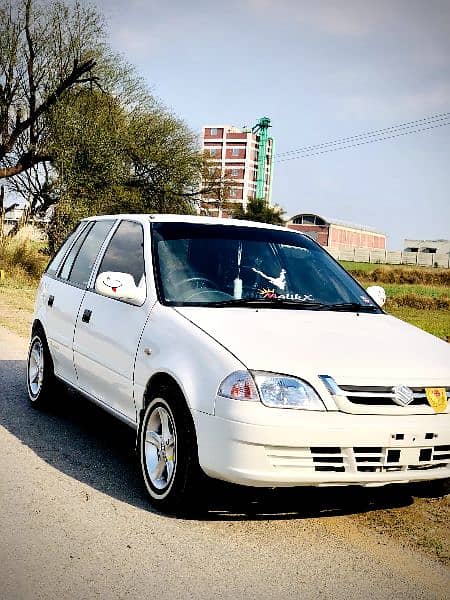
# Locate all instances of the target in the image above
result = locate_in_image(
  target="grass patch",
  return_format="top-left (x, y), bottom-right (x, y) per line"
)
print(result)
top-left (0, 282), bottom-right (38, 337)
top-left (386, 307), bottom-right (450, 339)
top-left (0, 236), bottom-right (47, 337)
top-left (382, 283), bottom-right (449, 298)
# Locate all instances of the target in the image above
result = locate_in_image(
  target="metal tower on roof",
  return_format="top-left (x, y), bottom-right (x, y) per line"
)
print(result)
top-left (252, 117), bottom-right (273, 202)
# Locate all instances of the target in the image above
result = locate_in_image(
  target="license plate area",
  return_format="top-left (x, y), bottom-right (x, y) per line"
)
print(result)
top-left (384, 447), bottom-right (430, 466)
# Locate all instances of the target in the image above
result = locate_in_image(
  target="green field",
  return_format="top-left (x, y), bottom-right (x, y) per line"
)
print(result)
top-left (339, 261), bottom-right (450, 339)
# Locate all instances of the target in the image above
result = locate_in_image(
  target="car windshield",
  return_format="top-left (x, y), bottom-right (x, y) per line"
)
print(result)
top-left (151, 222), bottom-right (381, 311)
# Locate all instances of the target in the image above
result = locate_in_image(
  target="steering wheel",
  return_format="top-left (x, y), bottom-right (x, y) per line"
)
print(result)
top-left (183, 289), bottom-right (232, 302)
top-left (174, 275), bottom-right (217, 291)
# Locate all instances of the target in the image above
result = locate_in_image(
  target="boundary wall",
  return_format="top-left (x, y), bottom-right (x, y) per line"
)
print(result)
top-left (324, 247), bottom-right (449, 268)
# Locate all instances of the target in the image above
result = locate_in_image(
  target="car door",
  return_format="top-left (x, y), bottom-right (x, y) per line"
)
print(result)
top-left (43, 219), bottom-right (115, 384)
top-left (73, 219), bottom-right (152, 424)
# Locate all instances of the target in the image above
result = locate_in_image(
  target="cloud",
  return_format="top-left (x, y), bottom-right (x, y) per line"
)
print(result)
top-left (338, 83), bottom-right (450, 121)
top-left (247, 0), bottom-right (450, 52)
top-left (246, 0), bottom-right (391, 36)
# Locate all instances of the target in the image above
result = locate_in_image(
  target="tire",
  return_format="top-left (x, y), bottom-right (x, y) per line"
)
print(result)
top-left (139, 384), bottom-right (206, 514)
top-left (26, 329), bottom-right (57, 409)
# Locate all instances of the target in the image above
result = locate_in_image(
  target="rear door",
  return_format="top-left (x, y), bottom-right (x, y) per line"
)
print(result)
top-left (73, 219), bottom-right (151, 423)
top-left (44, 219), bottom-right (115, 384)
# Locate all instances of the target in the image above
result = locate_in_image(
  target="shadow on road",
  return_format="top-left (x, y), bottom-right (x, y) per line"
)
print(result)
top-left (1, 358), bottom-right (442, 521)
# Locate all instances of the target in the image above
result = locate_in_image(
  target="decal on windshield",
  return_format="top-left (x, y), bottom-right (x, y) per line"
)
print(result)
top-left (252, 268), bottom-right (286, 290)
top-left (259, 288), bottom-right (314, 302)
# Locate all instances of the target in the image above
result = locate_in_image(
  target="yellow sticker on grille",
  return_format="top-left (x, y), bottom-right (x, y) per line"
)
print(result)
top-left (425, 388), bottom-right (448, 413)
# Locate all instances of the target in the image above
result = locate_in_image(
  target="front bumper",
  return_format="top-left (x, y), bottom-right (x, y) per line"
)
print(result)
top-left (193, 397), bottom-right (450, 487)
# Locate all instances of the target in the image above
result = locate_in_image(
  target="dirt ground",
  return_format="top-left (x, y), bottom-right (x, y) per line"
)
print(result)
top-left (350, 483), bottom-right (450, 565)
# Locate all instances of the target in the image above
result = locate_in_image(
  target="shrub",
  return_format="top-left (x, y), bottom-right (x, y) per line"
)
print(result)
top-left (350, 266), bottom-right (450, 286)
top-left (0, 236), bottom-right (47, 281)
top-left (386, 293), bottom-right (450, 310)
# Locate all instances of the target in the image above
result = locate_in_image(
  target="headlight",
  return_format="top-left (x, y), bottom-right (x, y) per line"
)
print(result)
top-left (218, 370), bottom-right (325, 410)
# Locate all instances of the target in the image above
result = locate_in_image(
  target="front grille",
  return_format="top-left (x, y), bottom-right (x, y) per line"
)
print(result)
top-left (337, 385), bottom-right (450, 407)
top-left (311, 447), bottom-right (346, 472)
top-left (352, 445), bottom-right (449, 473)
top-left (265, 444), bottom-right (450, 474)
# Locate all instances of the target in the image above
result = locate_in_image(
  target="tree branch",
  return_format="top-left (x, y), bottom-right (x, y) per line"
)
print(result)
top-left (1, 57), bottom-right (97, 161)
top-left (0, 151), bottom-right (51, 178)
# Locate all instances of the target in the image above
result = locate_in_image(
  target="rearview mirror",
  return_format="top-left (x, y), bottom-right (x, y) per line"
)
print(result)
top-left (95, 271), bottom-right (146, 305)
top-left (366, 285), bottom-right (386, 307)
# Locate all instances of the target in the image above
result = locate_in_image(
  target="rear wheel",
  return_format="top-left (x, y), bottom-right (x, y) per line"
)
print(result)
top-left (139, 384), bottom-right (206, 514)
top-left (26, 330), bottom-right (57, 409)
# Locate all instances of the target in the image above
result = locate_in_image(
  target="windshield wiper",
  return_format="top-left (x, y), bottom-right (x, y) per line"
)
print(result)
top-left (177, 299), bottom-right (380, 311)
top-left (317, 302), bottom-right (380, 313)
top-left (196, 298), bottom-right (327, 309)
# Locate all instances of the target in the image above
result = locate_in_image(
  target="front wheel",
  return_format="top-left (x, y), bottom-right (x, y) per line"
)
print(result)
top-left (139, 386), bottom-right (206, 513)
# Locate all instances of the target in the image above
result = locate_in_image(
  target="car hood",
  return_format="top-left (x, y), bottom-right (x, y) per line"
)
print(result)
top-left (175, 307), bottom-right (450, 385)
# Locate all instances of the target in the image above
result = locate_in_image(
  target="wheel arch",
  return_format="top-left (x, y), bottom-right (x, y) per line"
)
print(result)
top-left (31, 318), bottom-right (45, 337)
top-left (141, 371), bottom-right (191, 422)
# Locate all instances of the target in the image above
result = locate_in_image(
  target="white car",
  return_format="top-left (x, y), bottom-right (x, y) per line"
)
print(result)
top-left (28, 214), bottom-right (450, 512)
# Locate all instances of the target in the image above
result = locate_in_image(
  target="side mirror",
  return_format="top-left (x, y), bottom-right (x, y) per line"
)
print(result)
top-left (95, 271), bottom-right (146, 305)
top-left (366, 285), bottom-right (386, 307)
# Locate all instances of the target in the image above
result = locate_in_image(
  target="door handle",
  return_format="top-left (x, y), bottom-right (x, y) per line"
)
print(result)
top-left (82, 309), bottom-right (92, 323)
top-left (48, 295), bottom-right (54, 307)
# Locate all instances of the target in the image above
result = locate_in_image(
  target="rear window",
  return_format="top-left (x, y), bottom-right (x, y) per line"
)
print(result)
top-left (59, 220), bottom-right (114, 287)
top-left (46, 222), bottom-right (87, 276)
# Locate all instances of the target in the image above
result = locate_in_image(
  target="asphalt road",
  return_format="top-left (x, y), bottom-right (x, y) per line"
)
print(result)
top-left (0, 325), bottom-right (449, 600)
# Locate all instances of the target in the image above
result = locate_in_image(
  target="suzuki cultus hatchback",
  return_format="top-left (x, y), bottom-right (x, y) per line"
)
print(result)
top-left (28, 215), bottom-right (450, 511)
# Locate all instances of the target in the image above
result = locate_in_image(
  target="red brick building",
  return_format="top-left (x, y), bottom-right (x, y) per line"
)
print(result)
top-left (287, 213), bottom-right (386, 249)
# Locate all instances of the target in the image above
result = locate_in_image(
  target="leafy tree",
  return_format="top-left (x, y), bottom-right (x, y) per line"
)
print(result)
top-left (232, 198), bottom-right (286, 225)
top-left (197, 158), bottom-right (237, 217)
top-left (45, 89), bottom-right (205, 248)
top-left (0, 0), bottom-right (103, 179)
top-left (1, 0), bottom-right (233, 250)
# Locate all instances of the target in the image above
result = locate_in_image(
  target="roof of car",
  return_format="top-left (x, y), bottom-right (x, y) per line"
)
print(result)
top-left (82, 213), bottom-right (293, 233)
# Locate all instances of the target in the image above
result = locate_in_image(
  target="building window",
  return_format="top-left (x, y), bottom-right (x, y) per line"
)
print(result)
top-left (210, 148), bottom-right (217, 157)
top-left (210, 127), bottom-right (217, 136)
top-left (229, 188), bottom-right (237, 197)
top-left (231, 168), bottom-right (239, 177)
top-left (232, 148), bottom-right (240, 156)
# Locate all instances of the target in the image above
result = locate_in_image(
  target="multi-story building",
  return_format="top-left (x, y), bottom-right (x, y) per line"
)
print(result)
top-left (200, 123), bottom-right (274, 216)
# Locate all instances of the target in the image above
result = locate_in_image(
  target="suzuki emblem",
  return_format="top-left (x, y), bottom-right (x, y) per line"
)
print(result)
top-left (392, 385), bottom-right (414, 406)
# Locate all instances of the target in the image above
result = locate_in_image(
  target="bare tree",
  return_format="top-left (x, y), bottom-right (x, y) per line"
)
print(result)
top-left (0, 0), bottom-right (102, 180)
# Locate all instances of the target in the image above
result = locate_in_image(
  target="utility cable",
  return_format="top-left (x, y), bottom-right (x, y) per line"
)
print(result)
top-left (275, 112), bottom-right (450, 160)
top-left (275, 118), bottom-right (450, 163)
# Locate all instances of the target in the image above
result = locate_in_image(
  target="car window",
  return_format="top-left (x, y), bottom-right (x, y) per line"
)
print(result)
top-left (96, 220), bottom-right (145, 287)
top-left (59, 220), bottom-right (114, 287)
top-left (46, 222), bottom-right (88, 276)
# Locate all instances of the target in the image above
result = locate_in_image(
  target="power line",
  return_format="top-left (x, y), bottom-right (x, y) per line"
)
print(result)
top-left (275, 118), bottom-right (450, 163)
top-left (275, 112), bottom-right (450, 161)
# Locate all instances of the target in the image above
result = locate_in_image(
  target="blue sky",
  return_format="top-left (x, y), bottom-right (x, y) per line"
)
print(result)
top-left (95, 0), bottom-right (450, 248)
